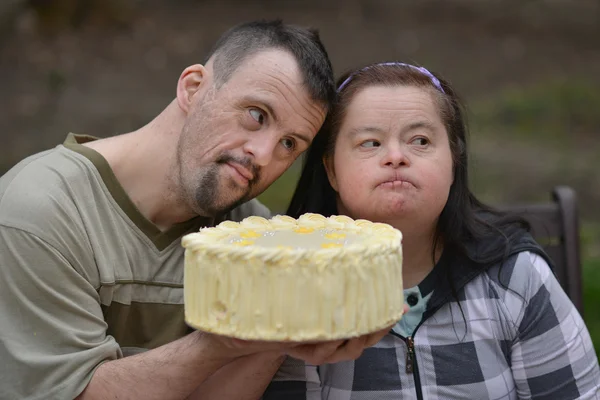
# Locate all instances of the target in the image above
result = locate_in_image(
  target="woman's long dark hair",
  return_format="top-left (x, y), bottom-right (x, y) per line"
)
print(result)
top-left (287, 63), bottom-right (530, 270)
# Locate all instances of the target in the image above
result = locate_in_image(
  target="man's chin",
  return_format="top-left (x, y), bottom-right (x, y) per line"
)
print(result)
top-left (204, 195), bottom-right (251, 217)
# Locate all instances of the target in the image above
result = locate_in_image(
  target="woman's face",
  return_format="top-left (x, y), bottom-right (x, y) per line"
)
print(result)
top-left (325, 85), bottom-right (454, 233)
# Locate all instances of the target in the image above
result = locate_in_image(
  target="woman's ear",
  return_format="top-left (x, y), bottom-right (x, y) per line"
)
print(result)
top-left (176, 64), bottom-right (209, 114)
top-left (323, 155), bottom-right (339, 192)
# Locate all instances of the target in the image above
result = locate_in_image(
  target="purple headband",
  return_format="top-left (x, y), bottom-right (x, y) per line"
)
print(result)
top-left (337, 62), bottom-right (445, 94)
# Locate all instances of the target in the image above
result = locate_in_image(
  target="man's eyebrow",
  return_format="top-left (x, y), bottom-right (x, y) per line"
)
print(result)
top-left (289, 132), bottom-right (312, 146)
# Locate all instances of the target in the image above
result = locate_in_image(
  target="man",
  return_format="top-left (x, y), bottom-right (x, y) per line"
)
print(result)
top-left (0, 20), bottom-right (391, 400)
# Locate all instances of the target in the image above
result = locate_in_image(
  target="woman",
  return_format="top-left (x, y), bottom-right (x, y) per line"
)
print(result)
top-left (263, 63), bottom-right (599, 399)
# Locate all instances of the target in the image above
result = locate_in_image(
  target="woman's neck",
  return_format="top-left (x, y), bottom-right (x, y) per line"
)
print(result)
top-left (398, 230), bottom-right (442, 289)
top-left (334, 202), bottom-right (442, 288)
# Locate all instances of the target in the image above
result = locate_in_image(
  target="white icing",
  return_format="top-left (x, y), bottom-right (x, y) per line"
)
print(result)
top-left (226, 228), bottom-right (363, 249)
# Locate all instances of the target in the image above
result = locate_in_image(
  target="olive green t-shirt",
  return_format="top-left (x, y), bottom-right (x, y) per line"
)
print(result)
top-left (0, 134), bottom-right (271, 400)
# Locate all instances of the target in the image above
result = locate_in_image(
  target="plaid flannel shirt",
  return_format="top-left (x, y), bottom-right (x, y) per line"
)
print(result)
top-left (263, 250), bottom-right (600, 399)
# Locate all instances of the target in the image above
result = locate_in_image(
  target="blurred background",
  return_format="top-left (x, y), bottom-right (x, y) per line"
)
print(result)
top-left (1, 0), bottom-right (598, 352)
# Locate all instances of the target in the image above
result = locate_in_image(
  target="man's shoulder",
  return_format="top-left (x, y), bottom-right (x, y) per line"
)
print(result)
top-left (0, 146), bottom-right (93, 233)
top-left (224, 199), bottom-right (272, 222)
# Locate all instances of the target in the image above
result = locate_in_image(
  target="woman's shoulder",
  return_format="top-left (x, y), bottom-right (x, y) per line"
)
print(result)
top-left (485, 250), bottom-right (554, 295)
top-left (482, 251), bottom-right (570, 328)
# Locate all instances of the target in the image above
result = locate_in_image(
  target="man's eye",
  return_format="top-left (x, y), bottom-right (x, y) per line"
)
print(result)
top-left (360, 140), bottom-right (380, 148)
top-left (281, 138), bottom-right (296, 151)
top-left (249, 108), bottom-right (265, 124)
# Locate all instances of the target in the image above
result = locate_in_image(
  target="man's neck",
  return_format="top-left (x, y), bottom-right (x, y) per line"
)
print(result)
top-left (84, 101), bottom-right (195, 231)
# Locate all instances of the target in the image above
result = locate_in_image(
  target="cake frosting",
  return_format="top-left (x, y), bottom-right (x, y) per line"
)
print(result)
top-left (181, 213), bottom-right (404, 341)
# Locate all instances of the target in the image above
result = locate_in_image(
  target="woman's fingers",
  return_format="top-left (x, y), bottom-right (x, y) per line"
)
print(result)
top-left (284, 325), bottom-right (393, 365)
top-left (365, 325), bottom-right (394, 347)
top-left (321, 335), bottom-right (368, 364)
top-left (286, 339), bottom-right (345, 365)
top-left (209, 306), bottom-right (407, 363)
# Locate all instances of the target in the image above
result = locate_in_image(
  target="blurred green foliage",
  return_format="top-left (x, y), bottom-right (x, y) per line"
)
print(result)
top-left (472, 79), bottom-right (600, 145)
top-left (583, 258), bottom-right (600, 357)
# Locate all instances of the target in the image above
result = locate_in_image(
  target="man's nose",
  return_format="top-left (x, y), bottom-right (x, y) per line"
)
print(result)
top-left (243, 134), bottom-right (277, 167)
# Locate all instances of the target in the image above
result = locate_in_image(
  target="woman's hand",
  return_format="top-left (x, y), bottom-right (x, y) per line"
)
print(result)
top-left (204, 303), bottom-right (409, 365)
top-left (286, 303), bottom-right (409, 365)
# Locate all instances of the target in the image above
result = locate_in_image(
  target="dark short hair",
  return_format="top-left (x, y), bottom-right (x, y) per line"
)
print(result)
top-left (287, 63), bottom-right (529, 267)
top-left (204, 20), bottom-right (335, 111)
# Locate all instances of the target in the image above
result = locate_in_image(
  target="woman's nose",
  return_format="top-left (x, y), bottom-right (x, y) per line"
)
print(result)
top-left (382, 145), bottom-right (410, 168)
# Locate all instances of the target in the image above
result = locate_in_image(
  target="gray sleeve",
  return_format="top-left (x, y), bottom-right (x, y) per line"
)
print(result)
top-left (262, 356), bottom-right (322, 400)
top-left (508, 252), bottom-right (600, 398)
top-left (0, 225), bottom-right (121, 400)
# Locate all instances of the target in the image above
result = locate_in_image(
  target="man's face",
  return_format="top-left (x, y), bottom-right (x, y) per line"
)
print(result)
top-left (177, 49), bottom-right (326, 216)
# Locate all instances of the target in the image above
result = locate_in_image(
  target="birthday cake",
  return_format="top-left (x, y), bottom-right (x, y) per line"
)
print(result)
top-left (181, 213), bottom-right (403, 341)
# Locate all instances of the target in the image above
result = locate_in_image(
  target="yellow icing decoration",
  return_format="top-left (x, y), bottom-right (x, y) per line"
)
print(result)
top-left (324, 232), bottom-right (346, 240)
top-left (240, 230), bottom-right (261, 238)
top-left (321, 242), bottom-right (343, 248)
top-left (233, 240), bottom-right (254, 246)
top-left (294, 227), bottom-right (314, 234)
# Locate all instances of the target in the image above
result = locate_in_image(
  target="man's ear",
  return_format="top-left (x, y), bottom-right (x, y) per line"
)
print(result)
top-left (323, 155), bottom-right (339, 192)
top-left (176, 64), bottom-right (209, 114)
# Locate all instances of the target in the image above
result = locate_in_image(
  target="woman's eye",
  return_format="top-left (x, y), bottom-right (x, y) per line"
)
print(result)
top-left (360, 140), bottom-right (380, 148)
top-left (281, 138), bottom-right (296, 151)
top-left (412, 137), bottom-right (429, 146)
top-left (249, 108), bottom-right (265, 124)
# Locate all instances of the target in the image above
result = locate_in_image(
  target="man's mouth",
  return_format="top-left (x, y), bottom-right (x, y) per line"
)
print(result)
top-left (228, 162), bottom-right (254, 180)
top-left (215, 153), bottom-right (259, 187)
top-left (225, 162), bottom-right (254, 186)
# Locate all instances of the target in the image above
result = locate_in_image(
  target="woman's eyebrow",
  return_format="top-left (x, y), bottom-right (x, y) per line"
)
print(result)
top-left (347, 125), bottom-right (386, 138)
top-left (401, 121), bottom-right (437, 135)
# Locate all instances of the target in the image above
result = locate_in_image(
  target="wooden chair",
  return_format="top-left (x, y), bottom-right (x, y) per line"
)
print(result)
top-left (501, 186), bottom-right (583, 316)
